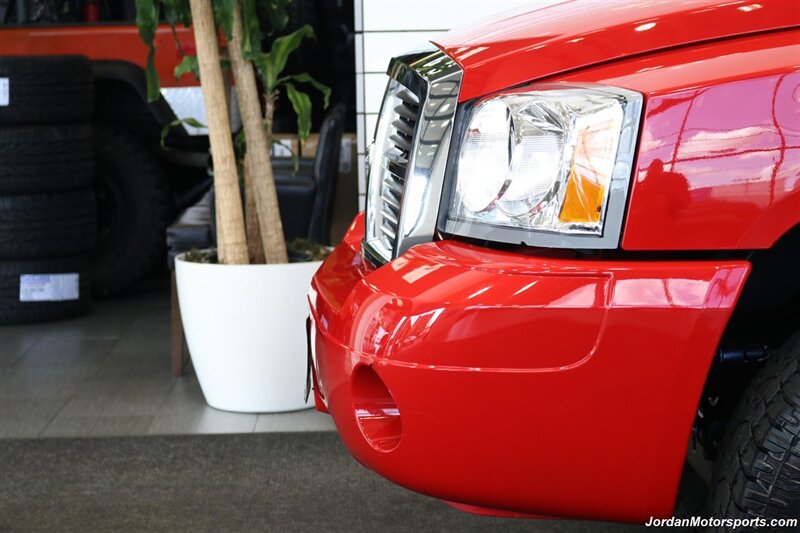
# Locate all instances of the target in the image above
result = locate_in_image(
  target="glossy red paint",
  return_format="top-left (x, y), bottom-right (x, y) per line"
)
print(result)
top-left (433, 0), bottom-right (800, 102)
top-left (0, 25), bottom-right (196, 87)
top-left (556, 30), bottom-right (800, 250)
top-left (309, 214), bottom-right (750, 522)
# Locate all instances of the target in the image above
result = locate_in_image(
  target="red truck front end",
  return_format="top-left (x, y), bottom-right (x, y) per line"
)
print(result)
top-left (309, 0), bottom-right (800, 523)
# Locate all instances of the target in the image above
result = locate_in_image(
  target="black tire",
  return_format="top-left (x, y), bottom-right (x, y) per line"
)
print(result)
top-left (93, 124), bottom-right (169, 297)
top-left (0, 56), bottom-right (94, 124)
top-left (0, 255), bottom-right (91, 324)
top-left (0, 189), bottom-right (97, 258)
top-left (708, 332), bottom-right (800, 529)
top-left (0, 124), bottom-right (95, 194)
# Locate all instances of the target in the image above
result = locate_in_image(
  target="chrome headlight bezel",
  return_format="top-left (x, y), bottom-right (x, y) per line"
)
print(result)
top-left (438, 83), bottom-right (643, 249)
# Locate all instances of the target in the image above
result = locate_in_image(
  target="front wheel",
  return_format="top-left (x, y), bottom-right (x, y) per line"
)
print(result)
top-left (707, 332), bottom-right (800, 529)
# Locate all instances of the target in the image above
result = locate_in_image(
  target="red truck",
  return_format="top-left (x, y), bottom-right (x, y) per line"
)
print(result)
top-left (308, 0), bottom-right (800, 526)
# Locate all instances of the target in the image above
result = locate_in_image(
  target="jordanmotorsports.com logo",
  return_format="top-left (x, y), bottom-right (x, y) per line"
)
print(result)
top-left (645, 516), bottom-right (798, 529)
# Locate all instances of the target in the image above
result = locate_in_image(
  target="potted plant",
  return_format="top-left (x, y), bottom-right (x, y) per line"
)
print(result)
top-left (136, 0), bottom-right (330, 412)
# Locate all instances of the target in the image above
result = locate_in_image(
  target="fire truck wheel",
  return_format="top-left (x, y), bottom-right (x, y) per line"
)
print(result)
top-left (92, 124), bottom-right (168, 297)
top-left (0, 255), bottom-right (91, 325)
top-left (0, 56), bottom-right (93, 124)
top-left (0, 124), bottom-right (94, 194)
top-left (708, 332), bottom-right (800, 528)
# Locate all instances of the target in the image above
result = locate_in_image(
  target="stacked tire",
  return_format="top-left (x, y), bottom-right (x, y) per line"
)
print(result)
top-left (0, 56), bottom-right (95, 324)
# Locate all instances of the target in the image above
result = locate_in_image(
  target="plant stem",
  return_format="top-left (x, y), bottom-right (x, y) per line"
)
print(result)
top-left (243, 155), bottom-right (266, 263)
top-left (230, 0), bottom-right (289, 264)
top-left (188, 0), bottom-right (249, 265)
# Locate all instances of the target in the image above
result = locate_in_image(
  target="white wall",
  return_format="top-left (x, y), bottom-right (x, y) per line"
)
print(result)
top-left (354, 0), bottom-right (536, 209)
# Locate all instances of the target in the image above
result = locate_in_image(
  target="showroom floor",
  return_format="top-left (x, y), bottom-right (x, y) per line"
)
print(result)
top-left (0, 276), bottom-right (335, 439)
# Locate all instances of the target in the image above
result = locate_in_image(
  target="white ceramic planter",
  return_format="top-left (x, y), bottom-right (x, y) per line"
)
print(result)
top-left (175, 254), bottom-right (321, 413)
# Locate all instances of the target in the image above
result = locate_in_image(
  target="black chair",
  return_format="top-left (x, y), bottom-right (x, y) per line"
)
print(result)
top-left (274, 176), bottom-right (316, 241)
top-left (273, 103), bottom-right (346, 245)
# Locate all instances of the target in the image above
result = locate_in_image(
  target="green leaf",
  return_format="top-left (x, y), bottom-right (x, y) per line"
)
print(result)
top-left (251, 53), bottom-right (276, 92)
top-left (271, 140), bottom-right (299, 172)
top-left (135, 0), bottom-right (157, 43)
top-left (279, 73), bottom-right (330, 108)
top-left (174, 54), bottom-right (198, 80)
top-left (163, 0), bottom-right (190, 26)
top-left (253, 25), bottom-right (315, 92)
top-left (240, 0), bottom-right (263, 58)
top-left (135, 0), bottom-right (160, 101)
top-left (213, 0), bottom-right (235, 40)
top-left (265, 0), bottom-right (291, 33)
top-left (160, 118), bottom-right (207, 149)
top-left (289, 147), bottom-right (299, 173)
top-left (285, 83), bottom-right (312, 140)
top-left (182, 118), bottom-right (206, 128)
top-left (270, 24), bottom-right (314, 81)
top-left (144, 47), bottom-right (160, 102)
top-left (235, 129), bottom-right (247, 157)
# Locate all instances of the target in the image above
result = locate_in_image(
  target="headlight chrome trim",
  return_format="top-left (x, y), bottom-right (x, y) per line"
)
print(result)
top-left (439, 83), bottom-right (643, 249)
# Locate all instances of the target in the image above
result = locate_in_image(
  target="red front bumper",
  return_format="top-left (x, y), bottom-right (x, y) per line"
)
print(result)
top-left (308, 214), bottom-right (750, 523)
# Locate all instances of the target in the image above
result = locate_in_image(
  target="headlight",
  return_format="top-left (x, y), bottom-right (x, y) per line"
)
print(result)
top-left (443, 84), bottom-right (642, 248)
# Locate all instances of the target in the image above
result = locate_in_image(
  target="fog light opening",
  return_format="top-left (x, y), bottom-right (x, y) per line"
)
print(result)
top-left (351, 365), bottom-right (402, 452)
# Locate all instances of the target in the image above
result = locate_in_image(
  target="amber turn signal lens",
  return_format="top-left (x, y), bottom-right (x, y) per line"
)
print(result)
top-left (559, 169), bottom-right (605, 224)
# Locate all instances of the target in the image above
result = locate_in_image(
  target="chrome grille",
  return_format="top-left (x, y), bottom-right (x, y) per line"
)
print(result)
top-left (363, 51), bottom-right (462, 265)
top-left (379, 87), bottom-right (419, 244)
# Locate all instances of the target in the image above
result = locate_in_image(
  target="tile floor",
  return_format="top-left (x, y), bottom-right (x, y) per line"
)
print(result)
top-left (0, 276), bottom-right (335, 438)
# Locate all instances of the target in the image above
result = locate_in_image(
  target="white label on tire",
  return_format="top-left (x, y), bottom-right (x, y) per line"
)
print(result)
top-left (0, 78), bottom-right (8, 106)
top-left (19, 274), bottom-right (79, 302)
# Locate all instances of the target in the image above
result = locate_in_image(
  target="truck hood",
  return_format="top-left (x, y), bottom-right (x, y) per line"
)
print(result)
top-left (433, 0), bottom-right (800, 101)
